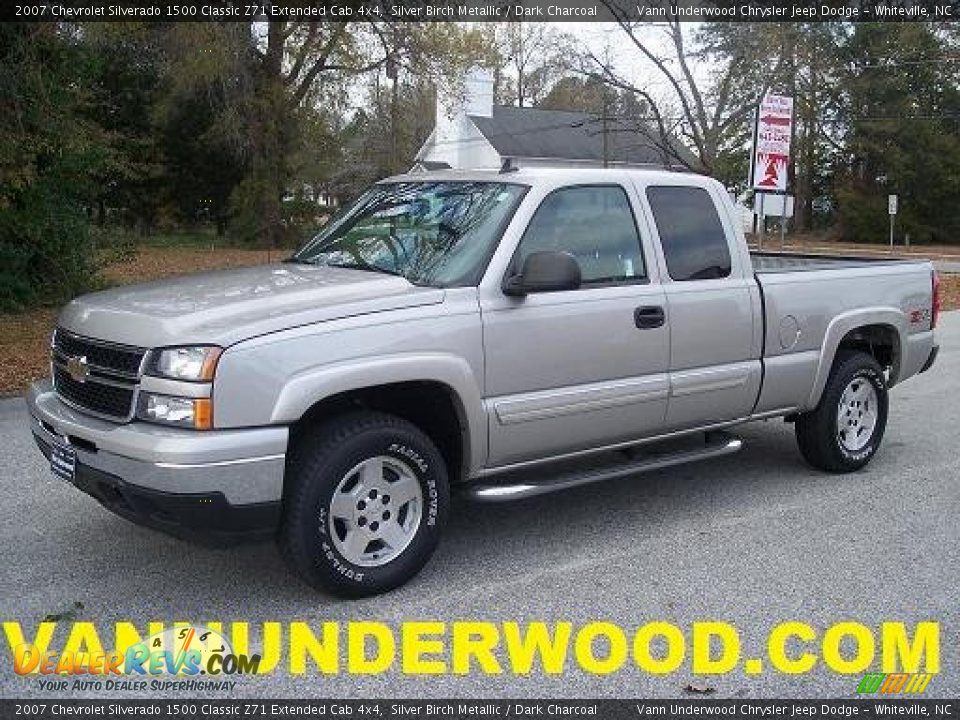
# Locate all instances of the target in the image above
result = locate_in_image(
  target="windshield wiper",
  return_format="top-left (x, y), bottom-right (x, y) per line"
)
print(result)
top-left (325, 260), bottom-right (407, 279)
top-left (282, 256), bottom-right (402, 277)
top-left (285, 256), bottom-right (423, 284)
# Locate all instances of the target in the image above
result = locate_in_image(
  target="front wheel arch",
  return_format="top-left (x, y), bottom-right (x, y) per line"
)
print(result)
top-left (285, 380), bottom-right (469, 490)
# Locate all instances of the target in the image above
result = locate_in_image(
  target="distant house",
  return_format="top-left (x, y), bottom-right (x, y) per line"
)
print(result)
top-left (413, 70), bottom-right (697, 172)
top-left (283, 184), bottom-right (338, 210)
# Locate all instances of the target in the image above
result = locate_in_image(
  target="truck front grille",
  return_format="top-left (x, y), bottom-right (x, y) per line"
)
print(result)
top-left (52, 329), bottom-right (146, 421)
top-left (53, 329), bottom-right (144, 376)
top-left (53, 366), bottom-right (137, 419)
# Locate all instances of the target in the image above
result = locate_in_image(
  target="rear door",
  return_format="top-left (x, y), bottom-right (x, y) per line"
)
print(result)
top-left (639, 182), bottom-right (762, 430)
top-left (480, 181), bottom-right (670, 467)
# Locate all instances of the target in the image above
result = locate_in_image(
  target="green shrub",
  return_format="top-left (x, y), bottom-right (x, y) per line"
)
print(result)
top-left (835, 187), bottom-right (887, 244)
top-left (1, 24), bottom-right (101, 311)
top-left (0, 187), bottom-right (97, 311)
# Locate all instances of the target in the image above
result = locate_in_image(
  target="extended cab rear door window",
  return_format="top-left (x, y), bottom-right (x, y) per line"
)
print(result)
top-left (517, 185), bottom-right (647, 286)
top-left (646, 186), bottom-right (731, 281)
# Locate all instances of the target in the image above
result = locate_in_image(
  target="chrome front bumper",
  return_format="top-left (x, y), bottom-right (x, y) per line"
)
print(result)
top-left (27, 380), bottom-right (288, 508)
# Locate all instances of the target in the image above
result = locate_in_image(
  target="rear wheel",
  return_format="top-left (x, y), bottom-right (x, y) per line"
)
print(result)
top-left (280, 411), bottom-right (449, 597)
top-left (795, 351), bottom-right (889, 473)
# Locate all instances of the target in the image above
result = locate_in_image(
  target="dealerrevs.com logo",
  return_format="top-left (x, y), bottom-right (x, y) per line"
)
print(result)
top-left (856, 672), bottom-right (933, 694)
top-left (13, 625), bottom-right (260, 680)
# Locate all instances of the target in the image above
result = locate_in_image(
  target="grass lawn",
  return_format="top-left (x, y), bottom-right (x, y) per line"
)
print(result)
top-left (101, 245), bottom-right (274, 285)
top-left (942, 274), bottom-right (960, 312)
top-left (747, 232), bottom-right (960, 258)
top-left (1, 242), bottom-right (958, 396)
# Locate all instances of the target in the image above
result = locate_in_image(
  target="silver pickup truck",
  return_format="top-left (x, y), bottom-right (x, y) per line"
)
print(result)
top-left (27, 168), bottom-right (940, 596)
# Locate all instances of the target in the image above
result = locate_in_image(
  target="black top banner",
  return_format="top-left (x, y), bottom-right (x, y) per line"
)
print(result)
top-left (3, 0), bottom-right (960, 23)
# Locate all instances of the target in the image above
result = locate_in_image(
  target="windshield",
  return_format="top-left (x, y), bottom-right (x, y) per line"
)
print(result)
top-left (292, 181), bottom-right (526, 287)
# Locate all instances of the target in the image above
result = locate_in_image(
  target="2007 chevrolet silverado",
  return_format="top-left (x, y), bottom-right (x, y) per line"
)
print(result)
top-left (27, 168), bottom-right (940, 596)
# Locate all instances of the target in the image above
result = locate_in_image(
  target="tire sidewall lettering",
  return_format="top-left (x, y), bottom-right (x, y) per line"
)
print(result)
top-left (388, 442), bottom-right (429, 472)
top-left (841, 443), bottom-right (875, 463)
top-left (386, 442), bottom-right (439, 528)
top-left (320, 540), bottom-right (364, 583)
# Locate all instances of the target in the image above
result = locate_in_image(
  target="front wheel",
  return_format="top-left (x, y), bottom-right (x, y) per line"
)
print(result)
top-left (795, 350), bottom-right (889, 473)
top-left (280, 411), bottom-right (449, 597)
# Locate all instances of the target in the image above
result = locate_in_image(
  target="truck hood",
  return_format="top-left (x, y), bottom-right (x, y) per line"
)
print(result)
top-left (58, 263), bottom-right (445, 348)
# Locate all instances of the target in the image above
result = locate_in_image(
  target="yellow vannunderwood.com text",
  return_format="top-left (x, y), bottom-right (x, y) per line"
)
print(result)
top-left (3, 620), bottom-right (939, 677)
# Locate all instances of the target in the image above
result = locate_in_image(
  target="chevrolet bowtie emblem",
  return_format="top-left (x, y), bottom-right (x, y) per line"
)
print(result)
top-left (66, 355), bottom-right (90, 383)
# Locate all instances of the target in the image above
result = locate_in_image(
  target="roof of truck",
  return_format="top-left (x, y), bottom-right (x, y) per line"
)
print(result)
top-left (381, 167), bottom-right (721, 189)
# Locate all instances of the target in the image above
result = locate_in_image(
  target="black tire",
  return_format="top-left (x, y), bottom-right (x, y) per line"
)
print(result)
top-left (795, 350), bottom-right (889, 473)
top-left (280, 411), bottom-right (449, 597)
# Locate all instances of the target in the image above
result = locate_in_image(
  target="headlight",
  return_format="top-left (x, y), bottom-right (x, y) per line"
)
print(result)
top-left (137, 393), bottom-right (213, 430)
top-left (148, 346), bottom-right (222, 381)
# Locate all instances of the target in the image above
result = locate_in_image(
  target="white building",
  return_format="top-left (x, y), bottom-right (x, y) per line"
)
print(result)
top-left (413, 70), bottom-right (697, 172)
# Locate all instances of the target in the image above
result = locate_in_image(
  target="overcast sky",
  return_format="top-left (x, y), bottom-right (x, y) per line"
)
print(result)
top-left (562, 21), bottom-right (711, 101)
top-left (335, 21), bottom-right (709, 116)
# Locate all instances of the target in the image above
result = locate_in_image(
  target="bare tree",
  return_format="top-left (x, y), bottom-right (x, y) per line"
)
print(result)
top-left (169, 18), bottom-right (487, 246)
top-left (589, 6), bottom-right (788, 175)
top-left (486, 24), bottom-right (574, 108)
top-left (245, 20), bottom-right (396, 246)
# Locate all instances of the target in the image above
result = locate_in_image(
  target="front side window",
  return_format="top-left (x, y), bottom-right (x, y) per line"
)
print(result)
top-left (646, 186), bottom-right (732, 281)
top-left (516, 185), bottom-right (646, 285)
top-left (292, 181), bottom-right (526, 287)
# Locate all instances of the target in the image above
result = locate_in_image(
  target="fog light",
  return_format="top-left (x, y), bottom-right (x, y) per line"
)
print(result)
top-left (138, 394), bottom-right (212, 430)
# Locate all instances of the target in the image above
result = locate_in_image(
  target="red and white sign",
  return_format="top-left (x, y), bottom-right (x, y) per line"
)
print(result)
top-left (752, 94), bottom-right (794, 192)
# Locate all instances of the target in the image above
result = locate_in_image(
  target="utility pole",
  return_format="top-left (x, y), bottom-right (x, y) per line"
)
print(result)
top-left (749, 105), bottom-right (759, 238)
top-left (781, 26), bottom-right (797, 250)
top-left (387, 53), bottom-right (399, 174)
top-left (601, 40), bottom-right (612, 168)
top-left (601, 90), bottom-right (609, 168)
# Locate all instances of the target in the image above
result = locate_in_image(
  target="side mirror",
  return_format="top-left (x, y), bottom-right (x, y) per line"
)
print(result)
top-left (503, 251), bottom-right (582, 297)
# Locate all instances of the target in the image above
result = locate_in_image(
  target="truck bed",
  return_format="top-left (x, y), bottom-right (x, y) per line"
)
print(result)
top-left (751, 251), bottom-right (921, 273)
top-left (748, 249), bottom-right (935, 415)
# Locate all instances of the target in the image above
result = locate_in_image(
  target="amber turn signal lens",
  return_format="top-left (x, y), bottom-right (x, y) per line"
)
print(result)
top-left (193, 398), bottom-right (213, 430)
top-left (199, 348), bottom-right (223, 381)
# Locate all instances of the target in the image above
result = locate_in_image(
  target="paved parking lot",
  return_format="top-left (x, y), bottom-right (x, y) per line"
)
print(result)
top-left (1, 314), bottom-right (957, 699)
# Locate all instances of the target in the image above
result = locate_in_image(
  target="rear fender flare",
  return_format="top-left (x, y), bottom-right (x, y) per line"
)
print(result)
top-left (806, 308), bottom-right (906, 409)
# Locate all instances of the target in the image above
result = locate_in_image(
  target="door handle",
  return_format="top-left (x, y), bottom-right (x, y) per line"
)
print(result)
top-left (634, 305), bottom-right (665, 329)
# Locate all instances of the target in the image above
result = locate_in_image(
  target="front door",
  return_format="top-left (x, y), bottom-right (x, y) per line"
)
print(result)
top-left (481, 183), bottom-right (670, 468)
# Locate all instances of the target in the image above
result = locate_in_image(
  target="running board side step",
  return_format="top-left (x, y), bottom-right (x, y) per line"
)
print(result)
top-left (464, 432), bottom-right (743, 503)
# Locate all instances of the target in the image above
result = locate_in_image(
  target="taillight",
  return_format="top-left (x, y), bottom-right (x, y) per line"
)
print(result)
top-left (931, 270), bottom-right (940, 330)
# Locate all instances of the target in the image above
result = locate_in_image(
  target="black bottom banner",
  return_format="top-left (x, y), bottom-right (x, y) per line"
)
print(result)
top-left (2, 699), bottom-right (958, 720)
